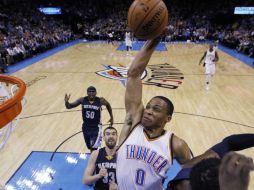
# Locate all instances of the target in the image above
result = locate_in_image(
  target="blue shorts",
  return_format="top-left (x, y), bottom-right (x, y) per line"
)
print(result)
top-left (82, 124), bottom-right (100, 150)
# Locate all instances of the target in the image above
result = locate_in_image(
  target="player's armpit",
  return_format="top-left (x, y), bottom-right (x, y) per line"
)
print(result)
top-left (100, 97), bottom-right (109, 105)
top-left (118, 112), bottom-right (142, 146)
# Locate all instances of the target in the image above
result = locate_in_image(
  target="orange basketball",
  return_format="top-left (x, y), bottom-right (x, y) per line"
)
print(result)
top-left (128, 0), bottom-right (168, 40)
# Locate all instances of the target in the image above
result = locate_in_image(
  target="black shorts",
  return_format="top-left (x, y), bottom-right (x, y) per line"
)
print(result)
top-left (82, 124), bottom-right (100, 150)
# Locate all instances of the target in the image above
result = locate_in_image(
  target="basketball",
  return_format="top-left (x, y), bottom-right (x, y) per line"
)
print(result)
top-left (128, 0), bottom-right (168, 40)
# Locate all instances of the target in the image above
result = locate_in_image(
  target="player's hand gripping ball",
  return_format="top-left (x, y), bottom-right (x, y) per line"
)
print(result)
top-left (128, 0), bottom-right (168, 40)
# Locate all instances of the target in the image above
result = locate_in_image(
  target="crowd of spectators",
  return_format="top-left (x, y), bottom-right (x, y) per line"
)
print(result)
top-left (0, 1), bottom-right (74, 73)
top-left (66, 0), bottom-right (253, 58)
top-left (0, 0), bottom-right (253, 72)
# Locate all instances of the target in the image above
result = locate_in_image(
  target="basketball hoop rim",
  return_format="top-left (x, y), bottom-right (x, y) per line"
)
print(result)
top-left (0, 75), bottom-right (26, 112)
top-left (0, 75), bottom-right (26, 128)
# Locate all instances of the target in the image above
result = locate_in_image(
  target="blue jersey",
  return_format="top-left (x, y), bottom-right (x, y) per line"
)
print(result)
top-left (82, 96), bottom-right (101, 127)
top-left (94, 147), bottom-right (117, 190)
top-left (167, 168), bottom-right (191, 189)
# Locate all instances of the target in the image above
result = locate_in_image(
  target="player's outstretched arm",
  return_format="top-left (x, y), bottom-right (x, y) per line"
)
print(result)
top-left (64, 94), bottom-right (83, 109)
top-left (182, 133), bottom-right (254, 168)
top-left (119, 38), bottom-right (160, 145)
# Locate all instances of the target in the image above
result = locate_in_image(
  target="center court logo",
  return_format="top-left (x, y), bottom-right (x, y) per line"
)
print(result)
top-left (96, 63), bottom-right (184, 89)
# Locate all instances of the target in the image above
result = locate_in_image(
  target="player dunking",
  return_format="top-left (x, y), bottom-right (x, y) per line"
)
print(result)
top-left (116, 38), bottom-right (193, 190)
top-left (65, 86), bottom-right (114, 152)
top-left (199, 44), bottom-right (219, 90)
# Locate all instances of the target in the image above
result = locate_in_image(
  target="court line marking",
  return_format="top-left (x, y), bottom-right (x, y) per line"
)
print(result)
top-left (20, 71), bottom-right (254, 77)
top-left (20, 109), bottom-right (254, 129)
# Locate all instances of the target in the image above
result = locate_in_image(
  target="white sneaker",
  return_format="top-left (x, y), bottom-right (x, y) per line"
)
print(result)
top-left (206, 85), bottom-right (210, 90)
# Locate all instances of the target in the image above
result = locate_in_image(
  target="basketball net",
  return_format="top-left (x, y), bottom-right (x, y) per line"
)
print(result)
top-left (0, 82), bottom-right (26, 150)
top-left (0, 74), bottom-right (26, 190)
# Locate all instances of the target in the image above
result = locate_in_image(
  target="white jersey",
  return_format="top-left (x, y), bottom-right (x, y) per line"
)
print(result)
top-left (116, 124), bottom-right (173, 190)
top-left (204, 49), bottom-right (216, 65)
top-left (125, 32), bottom-right (132, 47)
top-left (0, 82), bottom-right (9, 103)
top-left (0, 82), bottom-right (9, 97)
top-left (109, 33), bottom-right (113, 38)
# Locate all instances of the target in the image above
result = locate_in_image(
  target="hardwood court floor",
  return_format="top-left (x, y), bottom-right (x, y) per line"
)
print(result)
top-left (1, 42), bottom-right (254, 188)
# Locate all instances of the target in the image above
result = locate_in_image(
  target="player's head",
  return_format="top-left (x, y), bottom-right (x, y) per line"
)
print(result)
top-left (141, 96), bottom-right (174, 130)
top-left (103, 126), bottom-right (118, 149)
top-left (190, 158), bottom-right (221, 190)
top-left (87, 86), bottom-right (97, 100)
top-left (209, 44), bottom-right (214, 51)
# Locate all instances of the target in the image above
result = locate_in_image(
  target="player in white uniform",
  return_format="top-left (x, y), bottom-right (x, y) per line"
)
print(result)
top-left (125, 31), bottom-right (132, 52)
top-left (0, 82), bottom-right (9, 103)
top-left (116, 38), bottom-right (193, 190)
top-left (0, 82), bottom-right (10, 141)
top-left (199, 45), bottom-right (219, 90)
